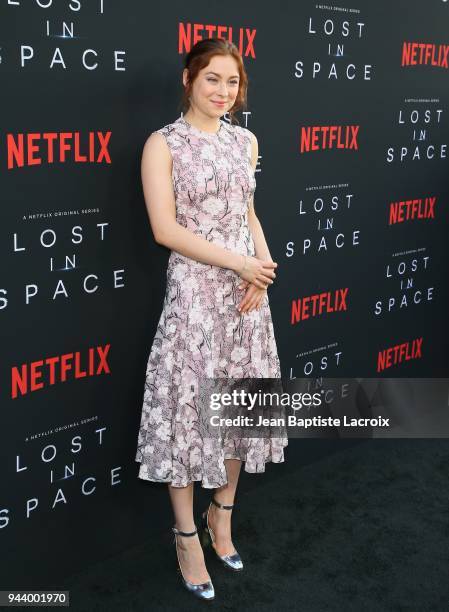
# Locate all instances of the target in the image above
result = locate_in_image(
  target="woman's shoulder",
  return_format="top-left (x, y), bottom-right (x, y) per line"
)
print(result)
top-left (225, 121), bottom-right (255, 152)
top-left (148, 117), bottom-right (255, 149)
top-left (152, 117), bottom-right (183, 137)
top-left (141, 119), bottom-right (180, 158)
top-left (225, 119), bottom-right (250, 133)
top-left (145, 118), bottom-right (186, 154)
top-left (227, 122), bottom-right (255, 141)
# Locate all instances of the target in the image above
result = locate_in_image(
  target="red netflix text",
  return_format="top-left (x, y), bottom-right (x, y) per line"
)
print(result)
top-left (11, 344), bottom-right (111, 399)
top-left (300, 126), bottom-right (359, 152)
top-left (401, 42), bottom-right (449, 68)
top-left (6, 131), bottom-right (112, 169)
top-left (389, 197), bottom-right (436, 225)
top-left (178, 22), bottom-right (256, 57)
top-left (377, 338), bottom-right (422, 372)
top-left (291, 288), bottom-right (348, 325)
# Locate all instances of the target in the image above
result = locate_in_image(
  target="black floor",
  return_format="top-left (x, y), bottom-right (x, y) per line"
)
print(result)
top-left (55, 439), bottom-right (449, 612)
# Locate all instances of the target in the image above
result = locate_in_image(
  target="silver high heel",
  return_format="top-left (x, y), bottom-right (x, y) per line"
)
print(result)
top-left (172, 525), bottom-right (215, 601)
top-left (201, 497), bottom-right (243, 571)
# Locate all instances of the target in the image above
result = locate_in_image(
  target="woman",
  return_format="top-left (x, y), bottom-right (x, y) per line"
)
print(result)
top-left (135, 37), bottom-right (288, 601)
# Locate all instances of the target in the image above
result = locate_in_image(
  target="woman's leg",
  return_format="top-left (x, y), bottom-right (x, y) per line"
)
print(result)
top-left (207, 458), bottom-right (242, 556)
top-left (168, 483), bottom-right (211, 583)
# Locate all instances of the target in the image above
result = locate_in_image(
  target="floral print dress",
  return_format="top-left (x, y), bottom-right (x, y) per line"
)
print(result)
top-left (135, 114), bottom-right (288, 488)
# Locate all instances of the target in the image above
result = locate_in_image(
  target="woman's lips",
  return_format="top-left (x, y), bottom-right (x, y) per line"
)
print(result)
top-left (212, 101), bottom-right (226, 106)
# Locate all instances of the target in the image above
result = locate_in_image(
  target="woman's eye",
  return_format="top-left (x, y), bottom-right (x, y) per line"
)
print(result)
top-left (207, 78), bottom-right (239, 85)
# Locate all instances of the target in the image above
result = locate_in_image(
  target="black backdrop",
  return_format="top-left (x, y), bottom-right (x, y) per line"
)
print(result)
top-left (1, 0), bottom-right (448, 587)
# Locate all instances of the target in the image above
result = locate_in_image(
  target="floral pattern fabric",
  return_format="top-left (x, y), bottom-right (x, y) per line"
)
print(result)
top-left (135, 115), bottom-right (288, 488)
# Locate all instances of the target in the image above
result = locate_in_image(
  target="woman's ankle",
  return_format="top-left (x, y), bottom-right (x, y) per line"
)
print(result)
top-left (213, 491), bottom-right (235, 506)
top-left (174, 522), bottom-right (196, 533)
top-left (176, 534), bottom-right (200, 550)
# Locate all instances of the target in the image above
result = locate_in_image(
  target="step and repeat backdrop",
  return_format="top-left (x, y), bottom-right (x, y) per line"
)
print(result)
top-left (1, 0), bottom-right (448, 586)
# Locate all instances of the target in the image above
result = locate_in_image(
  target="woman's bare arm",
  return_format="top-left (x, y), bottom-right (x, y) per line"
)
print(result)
top-left (141, 132), bottom-right (277, 287)
top-left (142, 132), bottom-right (243, 270)
top-left (247, 132), bottom-right (275, 264)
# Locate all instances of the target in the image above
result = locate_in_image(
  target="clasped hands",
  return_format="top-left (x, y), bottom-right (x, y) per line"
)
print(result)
top-left (236, 255), bottom-right (278, 314)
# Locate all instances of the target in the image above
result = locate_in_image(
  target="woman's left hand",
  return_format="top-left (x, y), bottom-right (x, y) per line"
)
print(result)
top-left (237, 280), bottom-right (267, 313)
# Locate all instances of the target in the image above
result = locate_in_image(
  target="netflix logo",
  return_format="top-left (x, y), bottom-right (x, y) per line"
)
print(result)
top-left (291, 288), bottom-right (348, 325)
top-left (300, 126), bottom-right (359, 153)
top-left (178, 22), bottom-right (256, 57)
top-left (11, 344), bottom-right (111, 399)
top-left (6, 131), bottom-right (112, 169)
top-left (377, 338), bottom-right (423, 372)
top-left (401, 42), bottom-right (449, 68)
top-left (389, 196), bottom-right (436, 225)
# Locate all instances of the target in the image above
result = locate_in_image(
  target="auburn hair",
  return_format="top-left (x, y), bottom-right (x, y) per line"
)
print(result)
top-left (179, 38), bottom-right (248, 126)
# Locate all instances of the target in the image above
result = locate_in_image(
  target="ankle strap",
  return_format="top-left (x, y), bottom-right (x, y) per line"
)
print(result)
top-left (211, 496), bottom-right (234, 510)
top-left (172, 525), bottom-right (197, 537)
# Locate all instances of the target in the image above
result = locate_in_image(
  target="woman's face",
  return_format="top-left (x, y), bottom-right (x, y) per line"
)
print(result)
top-left (183, 54), bottom-right (240, 118)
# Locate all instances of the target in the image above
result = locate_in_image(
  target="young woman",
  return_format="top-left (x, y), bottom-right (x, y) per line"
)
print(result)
top-left (135, 38), bottom-right (288, 601)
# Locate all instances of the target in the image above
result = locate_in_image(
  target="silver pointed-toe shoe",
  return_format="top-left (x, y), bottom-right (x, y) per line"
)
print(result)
top-left (201, 496), bottom-right (243, 572)
top-left (172, 525), bottom-right (215, 601)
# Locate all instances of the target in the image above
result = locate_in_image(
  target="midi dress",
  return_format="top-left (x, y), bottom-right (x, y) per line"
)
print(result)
top-left (135, 114), bottom-right (288, 488)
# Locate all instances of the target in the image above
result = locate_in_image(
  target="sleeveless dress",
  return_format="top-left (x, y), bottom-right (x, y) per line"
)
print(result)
top-left (135, 114), bottom-right (288, 488)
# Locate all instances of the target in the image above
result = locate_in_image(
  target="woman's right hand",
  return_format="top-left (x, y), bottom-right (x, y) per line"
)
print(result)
top-left (237, 256), bottom-right (278, 289)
